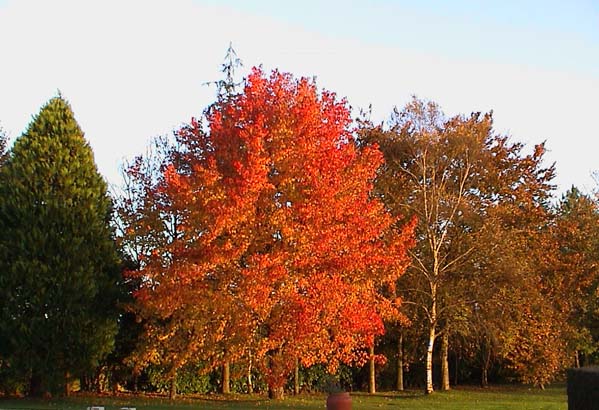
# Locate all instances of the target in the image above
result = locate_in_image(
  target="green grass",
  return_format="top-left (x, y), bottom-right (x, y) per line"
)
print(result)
top-left (0, 385), bottom-right (566, 410)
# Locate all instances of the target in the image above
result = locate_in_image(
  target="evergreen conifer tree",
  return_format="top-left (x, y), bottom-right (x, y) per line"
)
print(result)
top-left (0, 96), bottom-right (120, 396)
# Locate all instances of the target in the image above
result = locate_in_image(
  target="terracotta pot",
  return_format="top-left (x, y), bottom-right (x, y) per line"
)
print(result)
top-left (326, 392), bottom-right (352, 410)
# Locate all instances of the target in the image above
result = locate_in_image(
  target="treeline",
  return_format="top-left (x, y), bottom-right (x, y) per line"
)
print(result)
top-left (0, 64), bottom-right (597, 400)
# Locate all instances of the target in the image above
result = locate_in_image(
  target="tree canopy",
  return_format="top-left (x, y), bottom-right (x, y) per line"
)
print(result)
top-left (359, 97), bottom-right (558, 392)
top-left (119, 68), bottom-right (415, 399)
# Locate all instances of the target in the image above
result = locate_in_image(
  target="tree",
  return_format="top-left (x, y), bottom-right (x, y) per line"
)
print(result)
top-left (115, 135), bottom-right (204, 399)
top-left (361, 97), bottom-right (556, 393)
top-left (362, 99), bottom-right (491, 393)
top-left (205, 42), bottom-right (244, 101)
top-left (548, 187), bottom-right (599, 367)
top-left (126, 68), bottom-right (415, 399)
top-left (443, 134), bottom-right (561, 388)
top-left (0, 96), bottom-right (121, 396)
top-left (115, 46), bottom-right (249, 399)
top-left (462, 218), bottom-right (562, 388)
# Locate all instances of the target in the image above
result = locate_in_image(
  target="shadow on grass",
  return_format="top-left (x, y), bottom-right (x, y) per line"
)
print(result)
top-left (350, 390), bottom-right (424, 400)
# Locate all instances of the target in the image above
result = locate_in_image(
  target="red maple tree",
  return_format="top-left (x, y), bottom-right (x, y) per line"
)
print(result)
top-left (128, 68), bottom-right (415, 399)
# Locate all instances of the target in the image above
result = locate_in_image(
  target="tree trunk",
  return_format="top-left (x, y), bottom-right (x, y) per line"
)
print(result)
top-left (80, 374), bottom-right (90, 392)
top-left (96, 366), bottom-right (108, 393)
top-left (368, 344), bottom-right (376, 394)
top-left (268, 386), bottom-right (284, 400)
top-left (574, 350), bottom-right (580, 368)
top-left (294, 357), bottom-right (300, 395)
top-left (266, 349), bottom-right (284, 400)
top-left (29, 372), bottom-right (44, 397)
top-left (247, 352), bottom-right (254, 394)
top-left (481, 365), bottom-right (488, 388)
top-left (222, 360), bottom-right (230, 394)
top-left (396, 332), bottom-right (404, 391)
top-left (481, 336), bottom-right (491, 388)
top-left (441, 331), bottom-right (450, 391)
top-left (425, 283), bottom-right (437, 395)
top-left (64, 371), bottom-right (71, 397)
top-left (112, 371), bottom-right (120, 394)
top-left (169, 373), bottom-right (177, 400)
top-left (425, 324), bottom-right (435, 394)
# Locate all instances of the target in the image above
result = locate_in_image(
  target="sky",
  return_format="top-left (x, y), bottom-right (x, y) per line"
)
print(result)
top-left (0, 0), bottom-right (598, 194)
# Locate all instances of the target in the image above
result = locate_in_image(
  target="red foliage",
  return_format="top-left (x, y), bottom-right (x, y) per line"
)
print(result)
top-left (129, 68), bottom-right (414, 393)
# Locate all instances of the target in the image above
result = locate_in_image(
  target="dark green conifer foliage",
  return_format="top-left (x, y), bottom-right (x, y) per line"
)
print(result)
top-left (0, 97), bottom-right (120, 396)
top-left (0, 126), bottom-right (8, 165)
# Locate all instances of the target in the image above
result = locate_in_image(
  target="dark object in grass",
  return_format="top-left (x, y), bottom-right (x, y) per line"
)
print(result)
top-left (567, 366), bottom-right (599, 410)
top-left (326, 392), bottom-right (352, 410)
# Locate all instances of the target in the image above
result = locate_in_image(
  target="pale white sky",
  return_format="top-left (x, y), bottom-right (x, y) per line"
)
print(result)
top-left (1, 0), bottom-right (598, 194)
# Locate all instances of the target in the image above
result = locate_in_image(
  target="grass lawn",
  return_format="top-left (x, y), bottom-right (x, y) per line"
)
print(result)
top-left (0, 385), bottom-right (566, 410)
